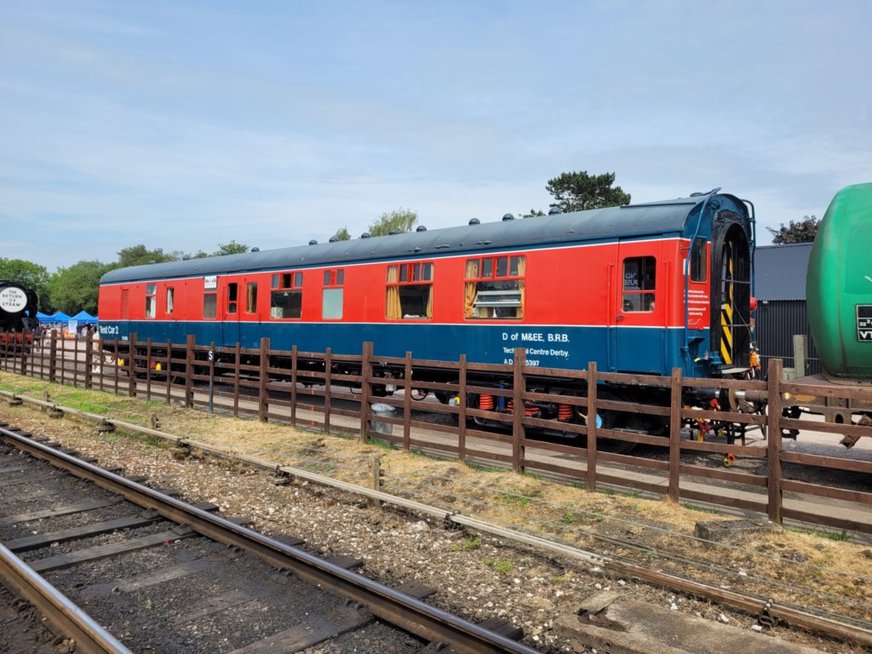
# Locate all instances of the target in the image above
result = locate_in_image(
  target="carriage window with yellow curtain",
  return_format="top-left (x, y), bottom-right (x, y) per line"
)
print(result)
top-left (464, 255), bottom-right (525, 319)
top-left (385, 262), bottom-right (433, 319)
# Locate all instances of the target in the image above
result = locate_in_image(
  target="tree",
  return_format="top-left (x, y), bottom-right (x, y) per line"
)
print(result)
top-left (766, 216), bottom-right (820, 244)
top-left (213, 240), bottom-right (249, 255)
top-left (523, 209), bottom-right (545, 217)
top-left (116, 245), bottom-right (178, 268)
top-left (0, 258), bottom-right (51, 311)
top-left (545, 171), bottom-right (631, 212)
top-left (331, 227), bottom-right (352, 241)
top-left (368, 208), bottom-right (418, 236)
top-left (49, 261), bottom-right (111, 315)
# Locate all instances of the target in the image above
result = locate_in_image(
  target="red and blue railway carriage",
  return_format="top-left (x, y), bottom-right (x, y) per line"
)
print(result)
top-left (98, 189), bottom-right (754, 420)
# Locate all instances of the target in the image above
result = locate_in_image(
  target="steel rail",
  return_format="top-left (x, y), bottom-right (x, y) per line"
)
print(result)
top-left (0, 426), bottom-right (537, 654)
top-left (0, 543), bottom-right (133, 654)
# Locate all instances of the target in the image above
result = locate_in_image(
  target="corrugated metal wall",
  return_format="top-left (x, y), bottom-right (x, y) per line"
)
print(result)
top-left (755, 300), bottom-right (821, 376)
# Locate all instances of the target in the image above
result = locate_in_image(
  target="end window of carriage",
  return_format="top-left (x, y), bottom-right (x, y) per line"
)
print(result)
top-left (464, 255), bottom-right (525, 319)
top-left (322, 268), bottom-right (343, 320)
top-left (386, 262), bottom-right (433, 319)
top-left (622, 256), bottom-right (656, 312)
top-left (270, 271), bottom-right (303, 319)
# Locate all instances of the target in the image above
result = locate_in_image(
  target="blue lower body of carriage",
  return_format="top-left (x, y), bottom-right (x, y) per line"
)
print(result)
top-left (102, 321), bottom-right (714, 378)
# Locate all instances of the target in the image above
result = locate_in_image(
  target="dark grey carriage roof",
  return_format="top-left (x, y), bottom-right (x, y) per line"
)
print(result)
top-left (753, 242), bottom-right (812, 301)
top-left (100, 193), bottom-right (733, 284)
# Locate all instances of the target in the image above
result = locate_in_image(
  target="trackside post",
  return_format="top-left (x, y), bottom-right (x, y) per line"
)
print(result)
top-left (767, 358), bottom-right (784, 524)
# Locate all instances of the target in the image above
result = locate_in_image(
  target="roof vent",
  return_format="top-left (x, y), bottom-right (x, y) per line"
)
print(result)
top-left (361, 232), bottom-right (371, 239)
top-left (548, 205), bottom-right (563, 215)
top-left (502, 213), bottom-right (515, 221)
top-left (416, 225), bottom-right (427, 232)
top-left (308, 239), bottom-right (318, 245)
top-left (468, 217), bottom-right (480, 225)
top-left (328, 236), bottom-right (339, 242)
top-left (251, 246), bottom-right (260, 252)
top-left (389, 229), bottom-right (400, 235)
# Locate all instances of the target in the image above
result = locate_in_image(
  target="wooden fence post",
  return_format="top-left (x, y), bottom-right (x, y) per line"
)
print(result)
top-left (323, 347), bottom-right (332, 433)
top-left (48, 330), bottom-right (58, 383)
top-left (767, 358), bottom-right (784, 524)
top-left (258, 337), bottom-right (270, 422)
top-left (359, 342), bottom-right (373, 442)
top-left (512, 347), bottom-right (525, 474)
top-left (84, 332), bottom-right (93, 389)
top-left (586, 362), bottom-right (597, 492)
top-left (233, 342), bottom-right (241, 417)
top-left (667, 367), bottom-right (683, 503)
top-left (289, 345), bottom-right (297, 427)
top-left (145, 338), bottom-right (153, 401)
top-left (185, 334), bottom-right (195, 408)
top-left (403, 351), bottom-right (412, 451)
top-left (458, 354), bottom-right (467, 463)
top-left (165, 339), bottom-right (173, 405)
top-left (127, 332), bottom-right (137, 398)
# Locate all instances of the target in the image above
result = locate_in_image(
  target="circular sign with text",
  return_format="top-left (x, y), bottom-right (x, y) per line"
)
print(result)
top-left (0, 287), bottom-right (28, 313)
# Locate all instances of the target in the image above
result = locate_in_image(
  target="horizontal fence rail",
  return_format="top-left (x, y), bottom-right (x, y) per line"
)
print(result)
top-left (1, 329), bottom-right (871, 534)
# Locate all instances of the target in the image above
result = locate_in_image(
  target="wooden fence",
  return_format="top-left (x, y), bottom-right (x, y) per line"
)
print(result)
top-left (2, 330), bottom-right (871, 534)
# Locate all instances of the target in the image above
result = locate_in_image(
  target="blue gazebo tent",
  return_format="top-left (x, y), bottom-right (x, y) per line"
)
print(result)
top-left (36, 311), bottom-right (52, 322)
top-left (71, 310), bottom-right (98, 324)
top-left (48, 311), bottom-right (71, 323)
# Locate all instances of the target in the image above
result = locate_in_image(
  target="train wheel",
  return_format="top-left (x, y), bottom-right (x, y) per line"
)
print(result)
top-left (410, 388), bottom-right (428, 401)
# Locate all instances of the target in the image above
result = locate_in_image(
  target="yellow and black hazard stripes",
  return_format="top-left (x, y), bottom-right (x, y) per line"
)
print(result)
top-left (720, 242), bottom-right (734, 365)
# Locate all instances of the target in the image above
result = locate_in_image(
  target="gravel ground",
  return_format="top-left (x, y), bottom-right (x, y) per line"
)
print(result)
top-left (1, 401), bottom-right (868, 653)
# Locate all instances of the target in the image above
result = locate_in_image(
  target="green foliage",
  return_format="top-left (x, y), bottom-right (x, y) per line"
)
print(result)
top-left (524, 209), bottom-right (545, 217)
top-left (451, 535), bottom-right (481, 552)
top-left (332, 227), bottom-right (352, 241)
top-left (116, 244), bottom-right (178, 268)
top-left (766, 215), bottom-right (820, 244)
top-left (49, 260), bottom-right (111, 314)
top-left (213, 240), bottom-right (249, 255)
top-left (545, 170), bottom-right (631, 212)
top-left (368, 208), bottom-right (418, 236)
top-left (484, 558), bottom-right (513, 574)
top-left (0, 258), bottom-right (51, 311)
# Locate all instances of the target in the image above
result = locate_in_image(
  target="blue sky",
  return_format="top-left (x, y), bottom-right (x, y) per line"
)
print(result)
top-left (2, 0), bottom-right (870, 271)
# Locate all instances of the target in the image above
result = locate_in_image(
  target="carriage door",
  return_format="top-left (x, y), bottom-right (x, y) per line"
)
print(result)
top-left (712, 222), bottom-right (751, 370)
top-left (613, 242), bottom-right (663, 373)
top-left (223, 280), bottom-right (241, 346)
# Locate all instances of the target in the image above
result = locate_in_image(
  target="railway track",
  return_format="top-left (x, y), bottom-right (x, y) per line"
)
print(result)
top-left (0, 423), bottom-right (537, 653)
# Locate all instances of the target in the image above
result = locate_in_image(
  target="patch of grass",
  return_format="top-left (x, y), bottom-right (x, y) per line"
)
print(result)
top-left (599, 487), bottom-right (615, 496)
top-left (465, 461), bottom-right (506, 474)
top-left (551, 575), bottom-right (565, 585)
top-left (484, 558), bottom-right (513, 574)
top-left (496, 488), bottom-right (534, 507)
top-left (681, 502), bottom-right (721, 515)
top-left (560, 511), bottom-right (578, 524)
top-left (810, 528), bottom-right (851, 542)
top-left (369, 438), bottom-right (395, 451)
top-left (452, 536), bottom-right (481, 552)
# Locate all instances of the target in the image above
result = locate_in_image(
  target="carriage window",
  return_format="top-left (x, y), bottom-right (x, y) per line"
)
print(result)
top-left (464, 255), bottom-right (525, 319)
top-left (321, 268), bottom-right (344, 320)
top-left (270, 271), bottom-right (302, 319)
top-left (226, 282), bottom-right (239, 314)
top-left (622, 256), bottom-right (656, 312)
top-left (690, 238), bottom-right (707, 282)
top-left (386, 262), bottom-right (433, 319)
top-left (166, 287), bottom-right (175, 315)
top-left (203, 292), bottom-right (217, 319)
top-left (246, 282), bottom-right (258, 313)
top-left (145, 284), bottom-right (157, 318)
